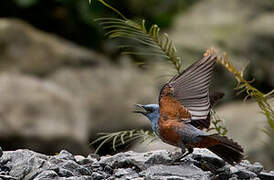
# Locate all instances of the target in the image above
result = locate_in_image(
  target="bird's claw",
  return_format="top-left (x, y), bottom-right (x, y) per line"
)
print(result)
top-left (169, 148), bottom-right (193, 165)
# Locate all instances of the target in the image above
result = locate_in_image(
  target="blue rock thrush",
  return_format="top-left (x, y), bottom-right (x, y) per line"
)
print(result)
top-left (134, 49), bottom-right (244, 165)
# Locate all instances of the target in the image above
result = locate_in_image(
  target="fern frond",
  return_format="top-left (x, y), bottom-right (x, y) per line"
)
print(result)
top-left (207, 109), bottom-right (228, 136)
top-left (91, 0), bottom-right (127, 20)
top-left (96, 18), bottom-right (182, 73)
top-left (217, 53), bottom-right (274, 134)
top-left (90, 129), bottom-right (157, 153)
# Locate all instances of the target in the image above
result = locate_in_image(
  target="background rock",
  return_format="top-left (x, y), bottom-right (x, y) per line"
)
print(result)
top-left (0, 18), bottom-right (103, 75)
top-left (0, 73), bottom-right (90, 154)
top-left (47, 62), bottom-right (157, 138)
top-left (215, 100), bottom-right (274, 169)
top-left (169, 0), bottom-right (274, 93)
top-left (0, 18), bottom-right (159, 155)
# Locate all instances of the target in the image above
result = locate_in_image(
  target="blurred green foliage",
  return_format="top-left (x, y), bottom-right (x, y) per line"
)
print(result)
top-left (0, 0), bottom-right (199, 53)
top-left (0, 0), bottom-right (106, 48)
top-left (14, 0), bottom-right (39, 7)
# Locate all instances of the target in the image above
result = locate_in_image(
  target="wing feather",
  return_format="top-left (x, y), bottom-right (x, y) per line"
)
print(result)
top-left (159, 51), bottom-right (217, 129)
top-left (168, 55), bottom-right (216, 121)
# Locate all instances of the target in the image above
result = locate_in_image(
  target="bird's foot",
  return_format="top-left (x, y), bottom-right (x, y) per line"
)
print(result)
top-left (170, 148), bottom-right (193, 164)
top-left (172, 152), bottom-right (191, 162)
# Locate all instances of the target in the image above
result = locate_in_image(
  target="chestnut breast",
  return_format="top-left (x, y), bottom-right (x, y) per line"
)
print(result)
top-left (158, 118), bottom-right (184, 146)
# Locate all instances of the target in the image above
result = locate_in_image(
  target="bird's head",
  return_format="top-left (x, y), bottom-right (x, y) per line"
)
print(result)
top-left (133, 104), bottom-right (159, 122)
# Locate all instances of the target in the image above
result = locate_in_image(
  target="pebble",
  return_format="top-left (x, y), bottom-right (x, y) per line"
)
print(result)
top-left (74, 155), bottom-right (86, 162)
top-left (92, 172), bottom-right (105, 180)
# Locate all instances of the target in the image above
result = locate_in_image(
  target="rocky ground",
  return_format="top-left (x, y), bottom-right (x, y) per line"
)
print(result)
top-left (0, 147), bottom-right (273, 180)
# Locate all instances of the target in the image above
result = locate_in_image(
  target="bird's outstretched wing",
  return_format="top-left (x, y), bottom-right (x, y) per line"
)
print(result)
top-left (159, 49), bottom-right (217, 129)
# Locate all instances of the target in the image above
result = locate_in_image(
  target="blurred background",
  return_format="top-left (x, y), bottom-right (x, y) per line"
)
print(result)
top-left (0, 0), bottom-right (273, 169)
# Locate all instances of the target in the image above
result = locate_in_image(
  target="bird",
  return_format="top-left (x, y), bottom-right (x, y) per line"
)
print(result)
top-left (134, 49), bottom-right (244, 165)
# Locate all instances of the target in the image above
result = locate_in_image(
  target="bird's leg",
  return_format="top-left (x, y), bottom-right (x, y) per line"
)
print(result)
top-left (182, 148), bottom-right (194, 159)
top-left (173, 148), bottom-right (194, 162)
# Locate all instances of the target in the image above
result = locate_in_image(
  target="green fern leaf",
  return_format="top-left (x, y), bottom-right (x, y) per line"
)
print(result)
top-left (96, 18), bottom-right (182, 73)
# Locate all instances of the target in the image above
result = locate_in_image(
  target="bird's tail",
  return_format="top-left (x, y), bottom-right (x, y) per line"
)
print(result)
top-left (204, 134), bottom-right (244, 165)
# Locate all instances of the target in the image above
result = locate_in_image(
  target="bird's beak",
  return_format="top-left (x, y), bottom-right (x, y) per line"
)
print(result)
top-left (133, 104), bottom-right (147, 115)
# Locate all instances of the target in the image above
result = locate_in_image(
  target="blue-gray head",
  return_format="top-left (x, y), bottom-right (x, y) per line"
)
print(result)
top-left (134, 104), bottom-right (159, 132)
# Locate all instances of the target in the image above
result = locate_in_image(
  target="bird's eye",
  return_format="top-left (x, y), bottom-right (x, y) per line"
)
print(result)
top-left (147, 108), bottom-right (153, 112)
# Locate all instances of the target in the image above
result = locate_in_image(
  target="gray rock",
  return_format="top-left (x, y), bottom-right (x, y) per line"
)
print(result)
top-left (59, 160), bottom-right (92, 176)
top-left (0, 148), bottom-right (271, 180)
top-left (74, 155), bottom-right (85, 163)
top-left (215, 173), bottom-right (232, 180)
top-left (229, 166), bottom-right (239, 174)
top-left (191, 149), bottom-right (225, 171)
top-left (33, 170), bottom-right (58, 180)
top-left (228, 174), bottom-right (238, 180)
top-left (234, 169), bottom-right (257, 179)
top-left (0, 147), bottom-right (2, 158)
top-left (106, 176), bottom-right (116, 180)
top-left (192, 149), bottom-right (221, 160)
top-left (140, 164), bottom-right (209, 179)
top-left (249, 162), bottom-right (264, 174)
top-left (0, 174), bottom-right (17, 180)
top-left (99, 150), bottom-right (176, 170)
top-left (258, 171), bottom-right (274, 180)
top-left (91, 162), bottom-right (104, 173)
top-left (251, 178), bottom-right (261, 180)
top-left (213, 164), bottom-right (231, 179)
top-left (87, 154), bottom-right (100, 162)
top-left (0, 149), bottom-right (48, 179)
top-left (92, 172), bottom-right (105, 180)
top-left (146, 176), bottom-right (187, 180)
top-left (62, 176), bottom-right (93, 180)
top-left (238, 160), bottom-right (264, 174)
top-left (76, 157), bottom-right (94, 167)
top-left (96, 171), bottom-right (110, 179)
top-left (55, 150), bottom-right (75, 161)
top-left (57, 168), bottom-right (74, 177)
top-left (0, 149), bottom-right (95, 179)
top-left (103, 165), bottom-right (113, 175)
top-left (132, 143), bottom-right (226, 171)
top-left (114, 168), bottom-right (139, 179)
